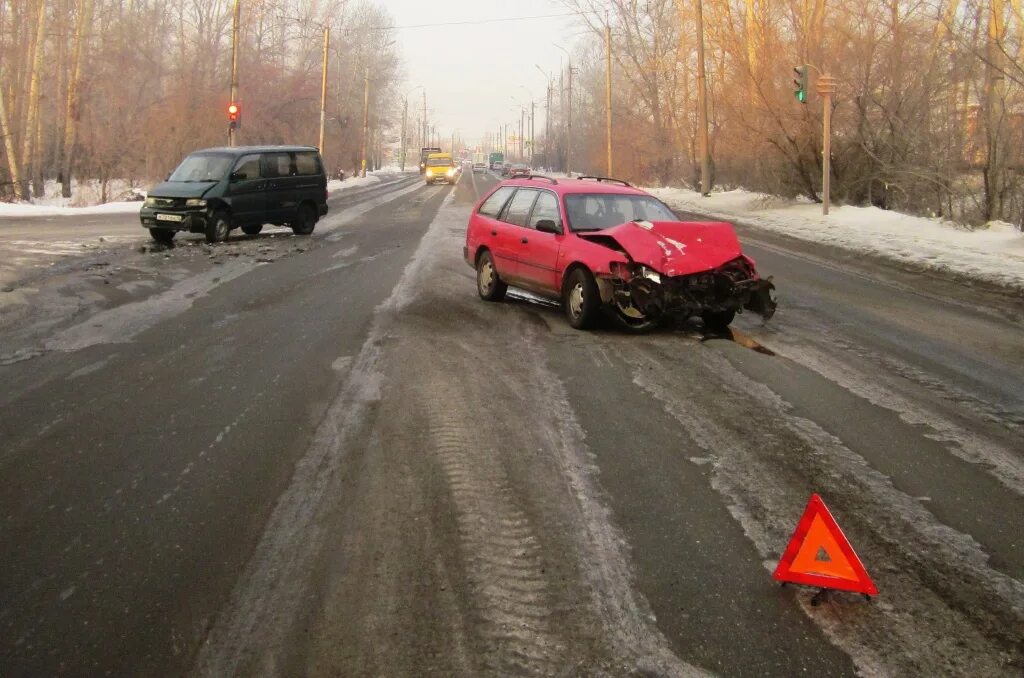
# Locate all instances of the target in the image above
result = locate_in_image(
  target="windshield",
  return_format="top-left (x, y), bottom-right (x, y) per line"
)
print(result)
top-left (168, 153), bottom-right (233, 182)
top-left (427, 158), bottom-right (452, 167)
top-left (564, 194), bottom-right (677, 232)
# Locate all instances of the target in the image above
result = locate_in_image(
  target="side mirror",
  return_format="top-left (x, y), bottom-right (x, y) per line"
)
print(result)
top-left (229, 171), bottom-right (244, 183)
top-left (535, 219), bottom-right (561, 234)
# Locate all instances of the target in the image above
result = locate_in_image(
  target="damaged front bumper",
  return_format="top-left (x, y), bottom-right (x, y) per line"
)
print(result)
top-left (604, 257), bottom-right (777, 321)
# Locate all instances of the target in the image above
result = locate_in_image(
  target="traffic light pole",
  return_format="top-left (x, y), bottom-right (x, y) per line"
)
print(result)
top-left (228, 0), bottom-right (240, 146)
top-left (816, 74), bottom-right (837, 216)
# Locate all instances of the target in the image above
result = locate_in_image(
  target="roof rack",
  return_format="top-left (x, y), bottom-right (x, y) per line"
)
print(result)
top-left (521, 174), bottom-right (558, 185)
top-left (575, 175), bottom-right (632, 187)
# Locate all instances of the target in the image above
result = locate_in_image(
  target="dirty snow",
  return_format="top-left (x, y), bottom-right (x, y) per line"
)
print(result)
top-left (647, 187), bottom-right (1024, 292)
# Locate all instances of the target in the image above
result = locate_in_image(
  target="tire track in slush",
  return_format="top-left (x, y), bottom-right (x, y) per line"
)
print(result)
top-left (421, 374), bottom-right (566, 676)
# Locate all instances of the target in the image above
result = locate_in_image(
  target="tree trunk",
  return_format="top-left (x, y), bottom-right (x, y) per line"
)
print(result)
top-left (21, 0), bottom-right (47, 200)
top-left (62, 0), bottom-right (93, 199)
top-left (984, 0), bottom-right (1006, 222)
top-left (0, 75), bottom-right (25, 201)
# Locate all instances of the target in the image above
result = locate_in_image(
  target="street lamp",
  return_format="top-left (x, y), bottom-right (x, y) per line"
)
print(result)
top-left (553, 43), bottom-right (573, 176)
top-left (535, 66), bottom-right (553, 171)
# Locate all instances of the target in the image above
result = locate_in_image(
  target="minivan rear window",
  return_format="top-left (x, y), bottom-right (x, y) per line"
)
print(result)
top-left (295, 152), bottom-right (322, 176)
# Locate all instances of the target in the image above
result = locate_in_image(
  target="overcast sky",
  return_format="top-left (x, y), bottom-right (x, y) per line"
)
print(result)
top-left (384, 0), bottom-right (591, 149)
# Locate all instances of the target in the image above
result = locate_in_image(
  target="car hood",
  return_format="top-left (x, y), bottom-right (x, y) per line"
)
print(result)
top-left (148, 181), bottom-right (218, 199)
top-left (577, 220), bottom-right (742, 276)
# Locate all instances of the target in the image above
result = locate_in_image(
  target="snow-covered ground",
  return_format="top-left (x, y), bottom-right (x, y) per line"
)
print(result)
top-left (0, 169), bottom-right (412, 219)
top-left (648, 187), bottom-right (1024, 293)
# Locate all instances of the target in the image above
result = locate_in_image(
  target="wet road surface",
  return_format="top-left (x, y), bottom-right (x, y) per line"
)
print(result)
top-left (1, 169), bottom-right (1022, 676)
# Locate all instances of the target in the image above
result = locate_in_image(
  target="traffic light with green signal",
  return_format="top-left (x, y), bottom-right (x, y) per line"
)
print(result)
top-left (793, 66), bottom-right (808, 103)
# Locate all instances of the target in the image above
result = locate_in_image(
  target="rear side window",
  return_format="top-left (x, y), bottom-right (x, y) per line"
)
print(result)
top-left (295, 152), bottom-right (322, 176)
top-left (261, 152), bottom-right (294, 178)
top-left (478, 186), bottom-right (515, 217)
top-left (502, 189), bottom-right (538, 227)
top-left (232, 154), bottom-right (261, 181)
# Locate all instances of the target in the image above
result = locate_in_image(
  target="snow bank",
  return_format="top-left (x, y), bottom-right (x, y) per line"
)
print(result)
top-left (647, 187), bottom-right (1024, 292)
top-left (0, 200), bottom-right (145, 217)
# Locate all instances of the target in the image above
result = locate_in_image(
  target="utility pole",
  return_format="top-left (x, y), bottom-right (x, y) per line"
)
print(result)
top-left (318, 26), bottom-right (330, 153)
top-left (817, 73), bottom-right (837, 215)
top-left (400, 97), bottom-right (408, 171)
top-left (693, 0), bottom-right (711, 195)
top-left (567, 63), bottom-right (573, 176)
top-left (422, 91), bottom-right (427, 150)
top-left (530, 100), bottom-right (535, 167)
top-left (360, 66), bottom-right (369, 177)
top-left (519, 110), bottom-right (524, 160)
top-left (228, 0), bottom-right (240, 147)
top-left (605, 13), bottom-right (613, 176)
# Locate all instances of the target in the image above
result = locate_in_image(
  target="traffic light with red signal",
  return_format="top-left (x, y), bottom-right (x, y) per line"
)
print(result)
top-left (228, 102), bottom-right (240, 129)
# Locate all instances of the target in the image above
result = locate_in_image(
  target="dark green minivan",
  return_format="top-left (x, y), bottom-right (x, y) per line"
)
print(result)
top-left (140, 145), bottom-right (329, 244)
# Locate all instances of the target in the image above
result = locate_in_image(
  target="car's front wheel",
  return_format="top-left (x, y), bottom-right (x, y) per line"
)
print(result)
top-left (701, 309), bottom-right (736, 332)
top-left (291, 204), bottom-right (316, 235)
top-left (149, 228), bottom-right (175, 245)
top-left (564, 267), bottom-right (600, 330)
top-left (205, 211), bottom-right (230, 243)
top-left (476, 251), bottom-right (507, 301)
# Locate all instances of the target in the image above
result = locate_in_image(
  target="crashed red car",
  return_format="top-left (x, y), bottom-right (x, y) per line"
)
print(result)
top-left (464, 176), bottom-right (776, 331)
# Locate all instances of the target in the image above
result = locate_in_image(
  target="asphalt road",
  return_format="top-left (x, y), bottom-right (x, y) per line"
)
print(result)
top-left (1, 168), bottom-right (1021, 676)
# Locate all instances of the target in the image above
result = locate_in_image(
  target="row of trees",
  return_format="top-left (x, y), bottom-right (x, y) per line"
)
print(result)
top-left (547, 0), bottom-right (1023, 226)
top-left (0, 0), bottom-right (403, 202)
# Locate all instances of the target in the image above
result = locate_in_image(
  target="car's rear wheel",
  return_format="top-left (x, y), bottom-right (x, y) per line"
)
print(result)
top-left (701, 309), bottom-right (736, 332)
top-left (149, 228), bottom-right (175, 245)
top-left (241, 224), bottom-right (263, 236)
top-left (476, 251), bottom-right (507, 301)
top-left (205, 211), bottom-right (230, 243)
top-left (291, 204), bottom-right (316, 235)
top-left (564, 267), bottom-right (600, 330)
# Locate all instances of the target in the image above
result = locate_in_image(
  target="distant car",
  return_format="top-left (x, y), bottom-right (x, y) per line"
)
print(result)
top-left (424, 152), bottom-right (457, 185)
top-left (501, 162), bottom-right (513, 177)
top-left (464, 175), bottom-right (777, 332)
top-left (140, 145), bottom-right (328, 244)
top-left (509, 164), bottom-right (530, 178)
top-left (473, 162), bottom-right (486, 173)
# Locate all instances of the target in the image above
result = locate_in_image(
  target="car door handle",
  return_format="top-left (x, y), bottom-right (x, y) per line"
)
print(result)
top-left (521, 237), bottom-right (528, 244)
top-left (491, 230), bottom-right (497, 236)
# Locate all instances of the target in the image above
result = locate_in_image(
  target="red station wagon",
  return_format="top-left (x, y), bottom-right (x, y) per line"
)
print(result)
top-left (464, 175), bottom-right (776, 331)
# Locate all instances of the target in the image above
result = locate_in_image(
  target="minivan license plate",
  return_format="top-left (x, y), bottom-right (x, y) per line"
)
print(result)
top-left (156, 213), bottom-right (183, 222)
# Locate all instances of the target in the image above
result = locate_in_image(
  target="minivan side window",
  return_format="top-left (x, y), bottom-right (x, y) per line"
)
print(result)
top-left (295, 151), bottom-right (322, 176)
top-left (232, 154), bottom-right (261, 181)
top-left (261, 152), bottom-right (293, 178)
top-left (502, 189), bottom-right (538, 227)
top-left (478, 186), bottom-right (515, 217)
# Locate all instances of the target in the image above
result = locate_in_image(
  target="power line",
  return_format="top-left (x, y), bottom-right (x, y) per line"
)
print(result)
top-left (352, 11), bottom-right (593, 32)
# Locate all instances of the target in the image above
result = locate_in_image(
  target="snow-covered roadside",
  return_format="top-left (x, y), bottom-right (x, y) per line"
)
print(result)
top-left (647, 187), bottom-right (1024, 293)
top-left (0, 169), bottom-right (415, 219)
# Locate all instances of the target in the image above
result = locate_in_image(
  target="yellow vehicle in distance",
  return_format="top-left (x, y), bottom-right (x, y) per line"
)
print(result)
top-left (424, 153), bottom-right (457, 185)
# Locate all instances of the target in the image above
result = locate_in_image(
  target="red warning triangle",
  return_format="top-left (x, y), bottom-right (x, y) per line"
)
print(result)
top-left (773, 493), bottom-right (878, 596)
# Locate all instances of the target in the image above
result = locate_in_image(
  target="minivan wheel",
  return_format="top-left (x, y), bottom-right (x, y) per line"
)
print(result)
top-left (291, 204), bottom-right (316, 235)
top-left (206, 211), bottom-right (230, 243)
top-left (148, 228), bottom-right (175, 245)
top-left (241, 224), bottom-right (263, 236)
top-left (564, 267), bottom-right (600, 330)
